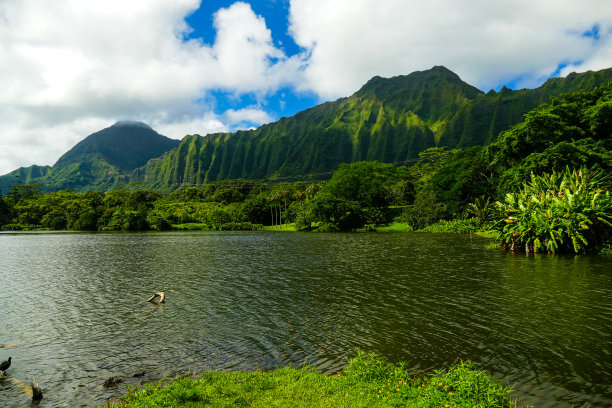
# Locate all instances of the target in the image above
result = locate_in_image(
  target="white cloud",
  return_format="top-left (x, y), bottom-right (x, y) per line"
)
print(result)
top-left (2, 0), bottom-right (612, 176)
top-left (152, 113), bottom-right (229, 139)
top-left (560, 32), bottom-right (612, 76)
top-left (288, 0), bottom-right (612, 97)
top-left (223, 107), bottom-right (274, 128)
top-left (150, 106), bottom-right (274, 138)
top-left (0, 0), bottom-right (302, 174)
top-left (0, 116), bottom-right (112, 173)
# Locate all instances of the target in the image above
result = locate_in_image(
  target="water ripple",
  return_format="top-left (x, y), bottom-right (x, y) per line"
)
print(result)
top-left (0, 231), bottom-right (611, 407)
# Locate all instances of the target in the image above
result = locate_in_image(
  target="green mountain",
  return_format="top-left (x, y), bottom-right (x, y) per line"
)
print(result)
top-left (440, 68), bottom-right (612, 147)
top-left (133, 67), bottom-right (484, 190)
top-left (55, 121), bottom-right (179, 170)
top-left (0, 121), bottom-right (179, 192)
top-left (133, 66), bottom-right (612, 190)
top-left (2, 66), bottom-right (612, 193)
top-left (0, 165), bottom-right (52, 193)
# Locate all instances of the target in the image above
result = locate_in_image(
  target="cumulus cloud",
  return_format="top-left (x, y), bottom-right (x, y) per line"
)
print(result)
top-left (0, 116), bottom-right (113, 172)
top-left (0, 0), bottom-right (302, 174)
top-left (2, 0), bottom-right (612, 175)
top-left (150, 106), bottom-right (274, 138)
top-left (151, 113), bottom-right (229, 140)
top-left (288, 0), bottom-right (612, 97)
top-left (222, 107), bottom-right (274, 129)
top-left (561, 28), bottom-right (612, 76)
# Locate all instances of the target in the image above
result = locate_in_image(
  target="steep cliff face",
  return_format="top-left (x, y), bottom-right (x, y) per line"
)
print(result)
top-left (134, 66), bottom-right (485, 189)
top-left (439, 68), bottom-right (612, 147)
top-left (3, 66), bottom-right (612, 193)
top-left (134, 66), bottom-right (612, 190)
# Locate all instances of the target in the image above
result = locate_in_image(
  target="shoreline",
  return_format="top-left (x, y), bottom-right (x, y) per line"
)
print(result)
top-left (102, 352), bottom-right (532, 408)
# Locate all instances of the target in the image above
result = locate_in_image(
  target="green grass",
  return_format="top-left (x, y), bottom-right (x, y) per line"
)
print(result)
top-left (103, 351), bottom-right (527, 408)
top-left (261, 223), bottom-right (297, 232)
top-left (171, 223), bottom-right (209, 230)
top-left (416, 218), bottom-right (482, 234)
top-left (474, 230), bottom-right (497, 239)
top-left (373, 222), bottom-right (414, 232)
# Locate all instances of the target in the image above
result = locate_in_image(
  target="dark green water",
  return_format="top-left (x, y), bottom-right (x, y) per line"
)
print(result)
top-left (0, 231), bottom-right (610, 407)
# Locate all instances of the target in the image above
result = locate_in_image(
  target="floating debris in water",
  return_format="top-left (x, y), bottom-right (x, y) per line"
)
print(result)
top-left (147, 292), bottom-right (165, 303)
top-left (31, 379), bottom-right (43, 401)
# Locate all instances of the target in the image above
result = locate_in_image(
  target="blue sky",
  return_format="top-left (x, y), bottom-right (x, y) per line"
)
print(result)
top-left (184, 0), bottom-right (318, 126)
top-left (0, 0), bottom-right (611, 174)
top-left (186, 1), bottom-right (299, 54)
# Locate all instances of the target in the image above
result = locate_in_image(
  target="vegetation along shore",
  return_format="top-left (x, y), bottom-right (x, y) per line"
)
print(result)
top-left (2, 83), bottom-right (611, 254)
top-left (103, 351), bottom-right (528, 408)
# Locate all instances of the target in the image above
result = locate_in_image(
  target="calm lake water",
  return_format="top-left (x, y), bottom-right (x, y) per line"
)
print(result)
top-left (0, 231), bottom-right (611, 407)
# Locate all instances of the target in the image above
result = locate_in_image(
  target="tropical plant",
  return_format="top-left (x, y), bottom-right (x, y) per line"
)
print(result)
top-left (493, 166), bottom-right (612, 254)
top-left (466, 196), bottom-right (494, 224)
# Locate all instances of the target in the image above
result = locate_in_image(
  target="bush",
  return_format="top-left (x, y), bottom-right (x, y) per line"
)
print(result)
top-left (316, 222), bottom-right (341, 232)
top-left (149, 216), bottom-right (172, 231)
top-left (72, 210), bottom-right (98, 231)
top-left (493, 166), bottom-right (612, 254)
top-left (208, 208), bottom-right (233, 228)
top-left (216, 222), bottom-right (262, 231)
top-left (294, 208), bottom-right (316, 230)
top-left (418, 217), bottom-right (482, 233)
top-left (306, 193), bottom-right (363, 231)
top-left (1, 223), bottom-right (24, 231)
top-left (399, 190), bottom-right (447, 229)
top-left (41, 212), bottom-right (68, 230)
top-left (124, 211), bottom-right (149, 231)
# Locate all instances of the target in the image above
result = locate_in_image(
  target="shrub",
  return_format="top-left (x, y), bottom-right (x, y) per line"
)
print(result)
top-left (493, 166), bottom-right (612, 254)
top-left (149, 216), bottom-right (172, 231)
top-left (419, 217), bottom-right (482, 233)
top-left (216, 222), bottom-right (262, 231)
top-left (1, 223), bottom-right (24, 231)
top-left (399, 190), bottom-right (447, 229)
top-left (72, 210), bottom-right (98, 231)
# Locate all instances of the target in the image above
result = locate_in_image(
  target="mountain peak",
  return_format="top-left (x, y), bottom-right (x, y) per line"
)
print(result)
top-left (54, 121), bottom-right (179, 171)
top-left (111, 120), bottom-right (153, 130)
top-left (430, 65), bottom-right (455, 74)
top-left (356, 66), bottom-right (480, 99)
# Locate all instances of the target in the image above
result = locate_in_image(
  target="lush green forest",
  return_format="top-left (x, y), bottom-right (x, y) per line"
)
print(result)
top-left (1, 84), bottom-right (611, 254)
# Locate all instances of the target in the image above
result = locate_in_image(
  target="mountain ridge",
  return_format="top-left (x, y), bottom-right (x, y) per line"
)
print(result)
top-left (130, 65), bottom-right (612, 190)
top-left (2, 65), bottom-right (612, 193)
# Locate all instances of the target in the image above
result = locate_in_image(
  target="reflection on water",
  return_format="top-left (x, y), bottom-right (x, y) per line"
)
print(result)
top-left (0, 231), bottom-right (610, 407)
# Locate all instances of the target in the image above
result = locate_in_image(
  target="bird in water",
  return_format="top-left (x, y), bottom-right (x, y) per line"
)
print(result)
top-left (0, 356), bottom-right (11, 373)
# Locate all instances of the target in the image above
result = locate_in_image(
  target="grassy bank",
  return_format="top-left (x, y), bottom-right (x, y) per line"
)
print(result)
top-left (371, 222), bottom-right (414, 232)
top-left (104, 352), bottom-right (526, 408)
top-left (261, 223), bottom-right (298, 232)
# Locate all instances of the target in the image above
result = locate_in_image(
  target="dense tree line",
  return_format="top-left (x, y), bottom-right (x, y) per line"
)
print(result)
top-left (0, 162), bottom-right (414, 233)
top-left (1, 84), bottom-right (611, 252)
top-left (429, 83), bottom-right (612, 217)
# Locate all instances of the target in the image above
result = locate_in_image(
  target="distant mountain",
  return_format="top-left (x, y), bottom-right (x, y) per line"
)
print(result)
top-left (2, 66), bottom-right (612, 193)
top-left (0, 121), bottom-right (179, 192)
top-left (133, 66), bottom-right (612, 190)
top-left (0, 165), bottom-right (52, 193)
top-left (55, 121), bottom-right (178, 170)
